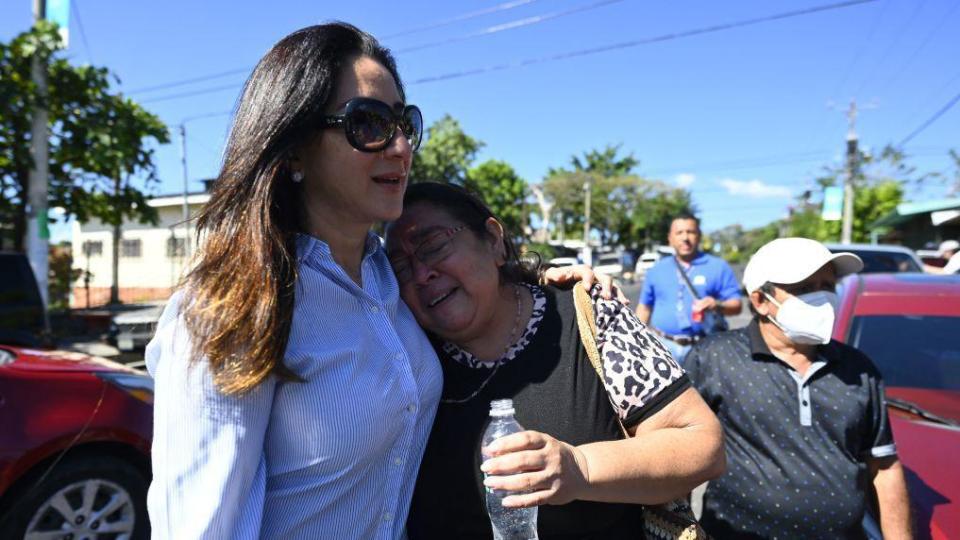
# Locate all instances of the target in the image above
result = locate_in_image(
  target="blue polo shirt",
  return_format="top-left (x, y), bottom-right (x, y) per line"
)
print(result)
top-left (639, 252), bottom-right (740, 336)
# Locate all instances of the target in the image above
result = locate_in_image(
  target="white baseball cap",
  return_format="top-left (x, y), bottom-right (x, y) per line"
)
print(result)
top-left (939, 239), bottom-right (960, 255)
top-left (742, 237), bottom-right (863, 293)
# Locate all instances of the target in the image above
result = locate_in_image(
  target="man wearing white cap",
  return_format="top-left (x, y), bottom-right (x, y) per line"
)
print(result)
top-left (685, 238), bottom-right (912, 539)
top-left (937, 239), bottom-right (959, 274)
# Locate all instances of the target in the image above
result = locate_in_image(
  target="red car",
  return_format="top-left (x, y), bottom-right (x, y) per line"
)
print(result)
top-left (0, 345), bottom-right (153, 539)
top-left (834, 273), bottom-right (960, 540)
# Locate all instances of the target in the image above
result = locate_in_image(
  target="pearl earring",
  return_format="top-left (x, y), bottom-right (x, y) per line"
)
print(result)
top-left (292, 171), bottom-right (304, 183)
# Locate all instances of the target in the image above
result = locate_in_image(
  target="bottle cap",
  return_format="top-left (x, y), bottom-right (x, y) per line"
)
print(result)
top-left (489, 399), bottom-right (515, 416)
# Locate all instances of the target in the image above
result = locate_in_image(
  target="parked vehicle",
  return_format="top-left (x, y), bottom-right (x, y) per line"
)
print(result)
top-left (825, 243), bottom-right (924, 273)
top-left (634, 251), bottom-right (662, 278)
top-left (111, 304), bottom-right (165, 352)
top-left (0, 252), bottom-right (47, 347)
top-left (593, 252), bottom-right (625, 280)
top-left (834, 273), bottom-right (960, 540)
top-left (0, 346), bottom-right (154, 539)
top-left (546, 256), bottom-right (579, 268)
top-left (0, 251), bottom-right (153, 538)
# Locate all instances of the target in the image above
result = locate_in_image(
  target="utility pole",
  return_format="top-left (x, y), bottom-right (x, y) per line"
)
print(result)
top-left (528, 184), bottom-right (553, 243)
top-left (582, 174), bottom-right (592, 266)
top-left (179, 123), bottom-right (191, 258)
top-left (26, 0), bottom-right (50, 320)
top-left (841, 100), bottom-right (858, 244)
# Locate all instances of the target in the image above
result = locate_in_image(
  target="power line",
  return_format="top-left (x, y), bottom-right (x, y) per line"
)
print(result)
top-left (381, 0), bottom-right (541, 39)
top-left (408, 0), bottom-right (879, 85)
top-left (802, 0), bottom-right (887, 153)
top-left (127, 68), bottom-right (250, 95)
top-left (643, 151), bottom-right (833, 177)
top-left (874, 0), bottom-right (960, 96)
top-left (898, 89), bottom-right (960, 147)
top-left (135, 0), bottom-right (878, 103)
top-left (70, 0), bottom-right (94, 64)
top-left (127, 1), bottom-right (543, 95)
top-left (850, 0), bottom-right (927, 99)
top-left (397, 0), bottom-right (625, 54)
top-left (141, 83), bottom-right (242, 104)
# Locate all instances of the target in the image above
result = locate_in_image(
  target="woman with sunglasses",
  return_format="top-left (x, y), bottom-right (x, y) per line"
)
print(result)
top-left (385, 183), bottom-right (726, 539)
top-left (144, 23), bottom-right (440, 539)
top-left (145, 23), bottom-right (611, 539)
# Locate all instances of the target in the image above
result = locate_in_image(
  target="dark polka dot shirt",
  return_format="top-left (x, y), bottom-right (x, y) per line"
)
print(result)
top-left (685, 320), bottom-right (896, 540)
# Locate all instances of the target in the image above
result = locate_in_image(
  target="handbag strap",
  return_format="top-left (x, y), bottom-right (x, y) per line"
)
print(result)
top-left (672, 256), bottom-right (702, 300)
top-left (573, 283), bottom-right (710, 539)
top-left (572, 282), bottom-right (630, 439)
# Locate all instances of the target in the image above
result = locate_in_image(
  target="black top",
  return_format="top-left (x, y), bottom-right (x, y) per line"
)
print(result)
top-left (685, 320), bottom-right (896, 540)
top-left (407, 286), bottom-right (689, 540)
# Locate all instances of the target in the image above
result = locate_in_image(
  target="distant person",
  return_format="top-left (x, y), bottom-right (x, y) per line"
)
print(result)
top-left (635, 213), bottom-right (742, 363)
top-left (937, 239), bottom-right (959, 274)
top-left (686, 237), bottom-right (913, 539)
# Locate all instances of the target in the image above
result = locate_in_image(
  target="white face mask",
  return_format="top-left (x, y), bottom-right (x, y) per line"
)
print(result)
top-left (763, 290), bottom-right (839, 345)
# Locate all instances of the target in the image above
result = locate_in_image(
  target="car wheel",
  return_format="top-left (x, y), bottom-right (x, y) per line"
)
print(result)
top-left (5, 455), bottom-right (149, 540)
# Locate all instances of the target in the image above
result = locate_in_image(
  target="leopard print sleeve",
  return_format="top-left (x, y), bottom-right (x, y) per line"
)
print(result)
top-left (588, 284), bottom-right (690, 426)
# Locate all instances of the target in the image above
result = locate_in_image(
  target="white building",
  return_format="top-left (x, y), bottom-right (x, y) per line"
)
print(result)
top-left (71, 192), bottom-right (209, 307)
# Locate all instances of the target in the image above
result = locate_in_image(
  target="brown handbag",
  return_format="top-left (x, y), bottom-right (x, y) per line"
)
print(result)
top-left (572, 282), bottom-right (709, 540)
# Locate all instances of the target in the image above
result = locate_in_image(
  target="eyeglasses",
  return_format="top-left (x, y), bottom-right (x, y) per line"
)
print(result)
top-left (319, 97), bottom-right (423, 153)
top-left (389, 226), bottom-right (466, 284)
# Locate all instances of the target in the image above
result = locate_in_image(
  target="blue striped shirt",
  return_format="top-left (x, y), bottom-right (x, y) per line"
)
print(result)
top-left (145, 233), bottom-right (443, 539)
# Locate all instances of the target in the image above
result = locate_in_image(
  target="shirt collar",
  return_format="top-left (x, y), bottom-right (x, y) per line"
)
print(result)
top-left (746, 318), bottom-right (835, 363)
top-left (676, 251), bottom-right (708, 266)
top-left (296, 232), bottom-right (382, 265)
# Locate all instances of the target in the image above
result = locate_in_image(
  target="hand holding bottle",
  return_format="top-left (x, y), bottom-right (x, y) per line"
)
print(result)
top-left (481, 430), bottom-right (590, 508)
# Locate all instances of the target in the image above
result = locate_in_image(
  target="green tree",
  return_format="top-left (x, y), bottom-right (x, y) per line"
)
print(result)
top-left (48, 242), bottom-right (81, 311)
top-left (785, 144), bottom-right (910, 243)
top-left (0, 23), bottom-right (169, 255)
top-left (409, 115), bottom-right (483, 185)
top-left (546, 144), bottom-right (638, 178)
top-left (542, 145), bottom-right (693, 247)
top-left (466, 159), bottom-right (526, 237)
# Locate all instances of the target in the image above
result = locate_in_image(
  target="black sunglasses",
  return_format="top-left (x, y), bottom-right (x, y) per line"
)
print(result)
top-left (319, 97), bottom-right (423, 153)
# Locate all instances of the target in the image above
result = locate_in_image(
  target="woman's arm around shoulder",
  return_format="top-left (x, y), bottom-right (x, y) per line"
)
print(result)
top-left (479, 286), bottom-right (725, 508)
top-left (146, 294), bottom-right (276, 539)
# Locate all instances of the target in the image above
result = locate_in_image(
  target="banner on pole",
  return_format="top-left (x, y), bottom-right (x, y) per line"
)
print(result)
top-left (45, 0), bottom-right (70, 46)
top-left (822, 186), bottom-right (843, 221)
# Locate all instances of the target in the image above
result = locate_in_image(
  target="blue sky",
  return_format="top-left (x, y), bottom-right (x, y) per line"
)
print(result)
top-left (2, 0), bottom-right (958, 239)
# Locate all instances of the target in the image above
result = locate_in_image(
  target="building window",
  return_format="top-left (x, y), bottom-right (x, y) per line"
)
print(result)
top-left (82, 240), bottom-right (103, 257)
top-left (121, 239), bottom-right (142, 258)
top-left (167, 237), bottom-right (186, 258)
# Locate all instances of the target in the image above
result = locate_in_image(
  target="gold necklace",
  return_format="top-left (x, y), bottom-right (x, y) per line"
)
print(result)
top-left (441, 285), bottom-right (523, 405)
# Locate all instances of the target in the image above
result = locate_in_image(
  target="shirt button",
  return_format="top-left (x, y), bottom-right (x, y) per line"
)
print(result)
top-left (383, 512), bottom-right (393, 522)
top-left (394, 352), bottom-right (403, 361)
top-left (370, 305), bottom-right (380, 313)
top-left (394, 457), bottom-right (403, 466)
top-left (802, 401), bottom-right (808, 406)
top-left (406, 404), bottom-right (416, 413)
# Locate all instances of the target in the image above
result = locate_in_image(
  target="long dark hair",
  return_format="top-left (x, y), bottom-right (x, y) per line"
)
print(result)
top-left (400, 182), bottom-right (540, 285)
top-left (182, 23), bottom-right (404, 395)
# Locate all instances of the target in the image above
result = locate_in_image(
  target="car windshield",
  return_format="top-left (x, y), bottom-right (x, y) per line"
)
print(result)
top-left (840, 249), bottom-right (922, 273)
top-left (849, 315), bottom-right (960, 390)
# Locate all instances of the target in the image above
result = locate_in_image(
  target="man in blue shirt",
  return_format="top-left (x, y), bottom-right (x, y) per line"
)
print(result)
top-left (636, 213), bottom-right (741, 363)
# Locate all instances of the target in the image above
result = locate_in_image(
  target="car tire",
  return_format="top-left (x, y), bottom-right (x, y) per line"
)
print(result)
top-left (3, 455), bottom-right (149, 540)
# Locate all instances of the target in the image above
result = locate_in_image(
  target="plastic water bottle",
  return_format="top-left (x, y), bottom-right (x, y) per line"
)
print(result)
top-left (481, 399), bottom-right (539, 540)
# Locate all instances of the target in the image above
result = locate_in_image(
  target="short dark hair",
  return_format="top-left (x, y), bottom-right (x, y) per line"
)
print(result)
top-left (396, 182), bottom-right (540, 285)
top-left (670, 211), bottom-right (701, 231)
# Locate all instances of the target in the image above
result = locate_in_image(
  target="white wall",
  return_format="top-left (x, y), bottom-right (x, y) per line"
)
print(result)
top-left (72, 196), bottom-right (207, 291)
